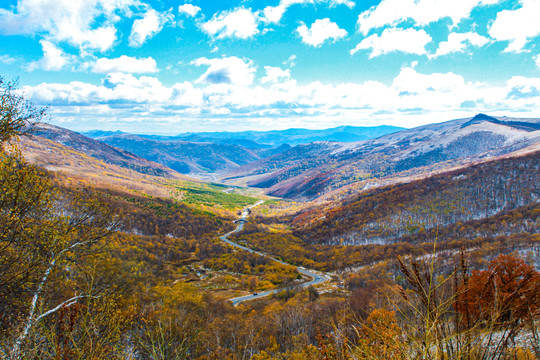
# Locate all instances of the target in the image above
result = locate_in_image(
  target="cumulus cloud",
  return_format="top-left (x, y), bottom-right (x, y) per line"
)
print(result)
top-left (262, 5), bottom-right (287, 24)
top-left (0, 0), bottom-right (136, 52)
top-left (430, 32), bottom-right (490, 58)
top-left (297, 18), bottom-right (347, 47)
top-left (329, 0), bottom-right (356, 8)
top-left (505, 76), bottom-right (540, 99)
top-left (178, 4), bottom-right (201, 17)
top-left (261, 66), bottom-right (291, 83)
top-left (357, 0), bottom-right (501, 35)
top-left (351, 28), bottom-right (431, 57)
top-left (27, 40), bottom-right (71, 71)
top-left (262, 0), bottom-right (355, 24)
top-left (488, 0), bottom-right (540, 52)
top-left (192, 56), bottom-right (256, 86)
top-left (129, 9), bottom-right (173, 47)
top-left (21, 67), bottom-right (540, 131)
top-left (202, 7), bottom-right (259, 39)
top-left (92, 55), bottom-right (158, 73)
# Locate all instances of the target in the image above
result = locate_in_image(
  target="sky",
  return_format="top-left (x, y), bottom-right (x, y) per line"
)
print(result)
top-left (0, 0), bottom-right (539, 134)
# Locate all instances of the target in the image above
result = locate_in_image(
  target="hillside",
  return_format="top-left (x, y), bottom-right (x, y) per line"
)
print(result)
top-left (31, 123), bottom-right (180, 178)
top-left (294, 149), bottom-right (540, 246)
top-left (96, 134), bottom-right (263, 174)
top-left (231, 149), bottom-right (539, 275)
top-left (18, 133), bottom-right (258, 211)
top-left (226, 114), bottom-right (540, 199)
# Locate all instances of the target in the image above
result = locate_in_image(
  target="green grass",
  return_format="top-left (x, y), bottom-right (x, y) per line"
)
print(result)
top-left (167, 180), bottom-right (257, 209)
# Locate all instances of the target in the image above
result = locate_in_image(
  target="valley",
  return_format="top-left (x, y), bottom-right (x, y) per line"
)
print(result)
top-left (3, 1), bottom-right (540, 357)
top-left (221, 201), bottom-right (328, 305)
top-left (3, 105), bottom-right (540, 359)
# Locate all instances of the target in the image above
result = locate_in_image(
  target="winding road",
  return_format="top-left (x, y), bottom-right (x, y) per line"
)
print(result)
top-left (221, 200), bottom-right (327, 306)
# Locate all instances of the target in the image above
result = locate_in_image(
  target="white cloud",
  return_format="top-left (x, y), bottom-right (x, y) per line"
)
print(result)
top-left (283, 54), bottom-right (297, 67)
top-left (488, 0), bottom-right (540, 52)
top-left (261, 66), bottom-right (291, 83)
top-left (535, 54), bottom-right (540, 68)
top-left (21, 67), bottom-right (540, 132)
top-left (178, 4), bottom-right (201, 17)
top-left (297, 18), bottom-right (347, 47)
top-left (262, 0), bottom-right (355, 24)
top-left (505, 75), bottom-right (540, 99)
top-left (262, 5), bottom-right (287, 24)
top-left (202, 7), bottom-right (259, 39)
top-left (357, 0), bottom-right (501, 35)
top-left (101, 73), bottom-right (172, 102)
top-left (0, 0), bottom-right (137, 52)
top-left (329, 0), bottom-right (356, 8)
top-left (129, 9), bottom-right (172, 47)
top-left (27, 40), bottom-right (71, 71)
top-left (192, 56), bottom-right (256, 86)
top-left (351, 27), bottom-right (431, 57)
top-left (92, 55), bottom-right (158, 73)
top-left (430, 32), bottom-right (490, 58)
top-left (0, 54), bottom-right (17, 64)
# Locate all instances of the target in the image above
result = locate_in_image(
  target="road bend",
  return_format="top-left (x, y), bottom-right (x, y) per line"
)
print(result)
top-left (220, 200), bottom-right (327, 306)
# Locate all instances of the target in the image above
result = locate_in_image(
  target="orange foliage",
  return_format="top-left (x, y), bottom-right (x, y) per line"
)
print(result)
top-left (457, 254), bottom-right (540, 325)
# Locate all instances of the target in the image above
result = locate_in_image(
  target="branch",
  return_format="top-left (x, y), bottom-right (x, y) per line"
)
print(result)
top-left (10, 293), bottom-right (96, 359)
top-left (34, 295), bottom-right (86, 323)
top-left (9, 239), bottom-right (94, 359)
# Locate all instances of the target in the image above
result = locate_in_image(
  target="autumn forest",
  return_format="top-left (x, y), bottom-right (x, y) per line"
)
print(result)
top-left (1, 77), bottom-right (539, 360)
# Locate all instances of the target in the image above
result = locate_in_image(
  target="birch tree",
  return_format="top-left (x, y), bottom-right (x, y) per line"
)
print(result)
top-left (0, 77), bottom-right (117, 359)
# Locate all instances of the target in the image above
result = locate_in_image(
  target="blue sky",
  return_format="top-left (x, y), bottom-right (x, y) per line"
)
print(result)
top-left (0, 0), bottom-right (539, 134)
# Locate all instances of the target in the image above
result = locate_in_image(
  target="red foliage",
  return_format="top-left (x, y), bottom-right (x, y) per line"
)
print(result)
top-left (457, 254), bottom-right (540, 325)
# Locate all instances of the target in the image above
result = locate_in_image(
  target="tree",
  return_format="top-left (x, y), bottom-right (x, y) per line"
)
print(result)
top-left (457, 254), bottom-right (540, 326)
top-left (0, 77), bottom-right (117, 358)
top-left (352, 308), bottom-right (405, 360)
top-left (0, 77), bottom-right (44, 142)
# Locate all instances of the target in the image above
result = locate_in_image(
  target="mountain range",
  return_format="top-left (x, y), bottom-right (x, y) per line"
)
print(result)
top-left (224, 114), bottom-right (540, 199)
top-left (79, 124), bottom-right (403, 176)
top-left (26, 114), bottom-right (540, 201)
top-left (83, 125), bottom-right (404, 147)
top-left (29, 123), bottom-right (182, 178)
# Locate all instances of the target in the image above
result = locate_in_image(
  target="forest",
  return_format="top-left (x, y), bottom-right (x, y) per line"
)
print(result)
top-left (1, 77), bottom-right (539, 359)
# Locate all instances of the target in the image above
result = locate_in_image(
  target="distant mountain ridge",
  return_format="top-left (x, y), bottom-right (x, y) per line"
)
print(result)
top-left (82, 124), bottom-right (404, 176)
top-left (29, 123), bottom-right (181, 178)
top-left (224, 114), bottom-right (540, 199)
top-left (96, 134), bottom-right (263, 174)
top-left (461, 113), bottom-right (540, 131)
top-left (40, 114), bottom-right (540, 200)
top-left (83, 125), bottom-right (404, 147)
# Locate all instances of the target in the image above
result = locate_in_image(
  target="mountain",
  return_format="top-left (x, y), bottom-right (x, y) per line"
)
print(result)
top-left (83, 125), bottom-right (404, 147)
top-left (18, 133), bottom-right (192, 201)
top-left (140, 125), bottom-right (404, 147)
top-left (79, 125), bottom-right (403, 177)
top-left (29, 123), bottom-right (181, 178)
top-left (82, 129), bottom-right (126, 138)
top-left (224, 114), bottom-right (540, 199)
top-left (293, 149), bottom-right (540, 246)
top-left (96, 134), bottom-right (263, 174)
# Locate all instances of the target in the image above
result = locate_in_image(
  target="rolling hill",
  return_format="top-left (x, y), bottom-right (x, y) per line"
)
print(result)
top-left (30, 123), bottom-right (180, 178)
top-left (83, 125), bottom-right (404, 147)
top-left (81, 125), bottom-right (404, 176)
top-left (225, 114), bottom-right (540, 199)
top-left (293, 148), bottom-right (540, 246)
top-left (95, 134), bottom-right (263, 174)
